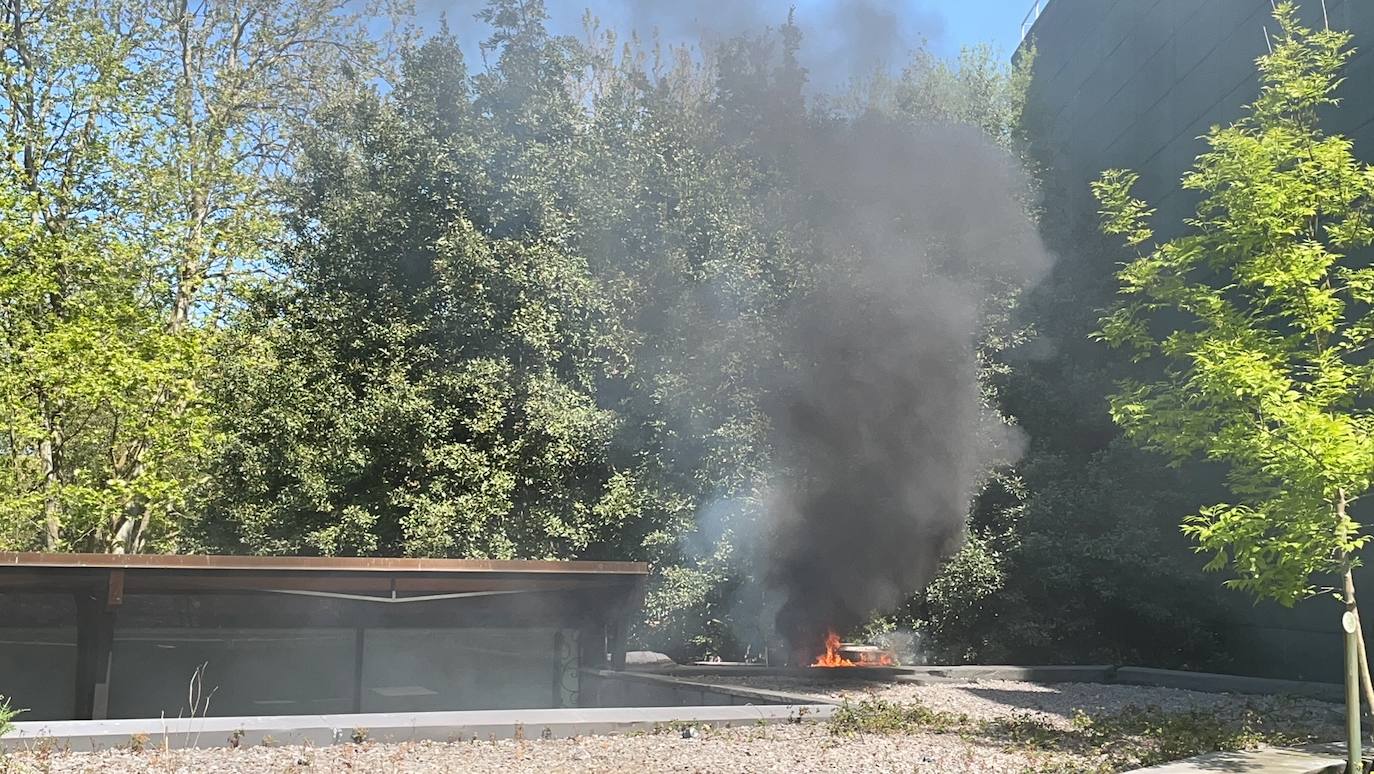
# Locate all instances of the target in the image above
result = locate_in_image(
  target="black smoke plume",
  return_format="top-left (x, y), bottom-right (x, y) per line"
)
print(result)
top-left (431, 0), bottom-right (1054, 658)
top-left (763, 119), bottom-right (1051, 661)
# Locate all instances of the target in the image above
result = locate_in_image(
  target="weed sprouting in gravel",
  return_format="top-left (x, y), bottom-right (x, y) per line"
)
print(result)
top-left (1068, 704), bottom-right (1315, 769)
top-left (829, 697), bottom-right (1322, 771)
top-left (829, 698), bottom-right (964, 735)
top-left (0, 694), bottom-right (26, 739)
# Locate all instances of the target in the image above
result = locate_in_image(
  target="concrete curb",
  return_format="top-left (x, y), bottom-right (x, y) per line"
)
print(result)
top-left (1, 704), bottom-right (834, 753)
top-left (905, 664), bottom-right (1118, 684)
top-left (584, 669), bottom-right (844, 706)
top-left (1113, 667), bottom-right (1344, 702)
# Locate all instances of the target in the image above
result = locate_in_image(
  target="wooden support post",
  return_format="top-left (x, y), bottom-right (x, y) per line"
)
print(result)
top-left (73, 570), bottom-right (121, 720)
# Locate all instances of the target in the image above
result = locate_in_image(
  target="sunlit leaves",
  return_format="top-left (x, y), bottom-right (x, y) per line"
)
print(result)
top-left (0, 0), bottom-right (391, 551)
top-left (1094, 3), bottom-right (1374, 605)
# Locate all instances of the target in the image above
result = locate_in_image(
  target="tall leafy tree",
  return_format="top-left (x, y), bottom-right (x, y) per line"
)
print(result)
top-left (925, 44), bottom-right (1241, 670)
top-left (195, 33), bottom-right (639, 558)
top-left (1094, 5), bottom-right (1374, 759)
top-left (565, 16), bottom-right (821, 655)
top-left (128, 0), bottom-right (403, 331)
top-left (0, 0), bottom-right (204, 552)
top-left (0, 0), bottom-right (397, 551)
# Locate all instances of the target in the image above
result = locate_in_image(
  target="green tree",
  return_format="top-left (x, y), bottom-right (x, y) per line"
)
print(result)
top-left (1094, 5), bottom-right (1374, 762)
top-left (0, 0), bottom-right (207, 552)
top-left (127, 0), bottom-right (402, 331)
top-left (194, 33), bottom-right (639, 558)
top-left (0, 0), bottom-right (396, 552)
top-left (569, 20), bottom-right (807, 656)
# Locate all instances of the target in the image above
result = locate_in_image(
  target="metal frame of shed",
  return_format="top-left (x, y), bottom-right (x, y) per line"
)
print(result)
top-left (0, 552), bottom-right (648, 720)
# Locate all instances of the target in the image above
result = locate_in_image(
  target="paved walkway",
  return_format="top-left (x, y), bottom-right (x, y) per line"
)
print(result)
top-left (1127, 745), bottom-right (1346, 774)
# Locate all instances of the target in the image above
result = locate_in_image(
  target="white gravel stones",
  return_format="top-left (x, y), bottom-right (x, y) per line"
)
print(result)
top-left (696, 676), bottom-right (1342, 731)
top-left (1, 726), bottom-right (1092, 773)
top-left (1, 679), bottom-right (1342, 774)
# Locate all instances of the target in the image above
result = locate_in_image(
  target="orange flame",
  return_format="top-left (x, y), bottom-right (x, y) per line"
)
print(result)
top-left (870, 651), bottom-right (896, 666)
top-left (809, 629), bottom-right (898, 667)
top-left (811, 630), bottom-right (856, 667)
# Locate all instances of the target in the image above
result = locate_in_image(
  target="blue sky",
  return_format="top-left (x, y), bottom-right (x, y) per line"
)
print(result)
top-left (923, 0), bottom-right (1035, 57)
top-left (418, 1), bottom-right (1032, 80)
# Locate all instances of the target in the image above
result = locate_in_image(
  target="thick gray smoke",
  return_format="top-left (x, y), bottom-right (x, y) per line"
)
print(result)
top-left (423, 0), bottom-right (1053, 660)
top-left (617, 0), bottom-right (945, 88)
top-left (419, 0), bottom-right (946, 90)
top-left (764, 119), bottom-right (1052, 661)
top-left (578, 1), bottom-right (1051, 662)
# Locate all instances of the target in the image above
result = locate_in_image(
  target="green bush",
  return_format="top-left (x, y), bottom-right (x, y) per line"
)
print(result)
top-left (829, 698), bottom-right (964, 735)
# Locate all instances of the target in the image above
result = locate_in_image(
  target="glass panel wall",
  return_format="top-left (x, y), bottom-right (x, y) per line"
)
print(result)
top-left (108, 628), bottom-right (357, 719)
top-left (1, 583), bottom-right (606, 719)
top-left (360, 628), bottom-right (567, 712)
top-left (0, 626), bottom-right (76, 721)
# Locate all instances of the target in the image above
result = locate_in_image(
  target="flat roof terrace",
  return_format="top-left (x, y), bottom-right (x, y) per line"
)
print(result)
top-left (0, 552), bottom-right (648, 721)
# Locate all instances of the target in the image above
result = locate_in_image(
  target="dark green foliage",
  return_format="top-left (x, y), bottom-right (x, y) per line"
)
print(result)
top-left (929, 442), bottom-right (1236, 668)
top-left (889, 210), bottom-right (1238, 664)
top-left (194, 33), bottom-right (635, 558)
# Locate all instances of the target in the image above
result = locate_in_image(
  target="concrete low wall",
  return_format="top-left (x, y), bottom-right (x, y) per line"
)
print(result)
top-left (1, 704), bottom-right (834, 753)
top-left (1113, 667), bottom-right (1343, 702)
top-left (647, 663), bottom-right (1344, 701)
top-left (902, 665), bottom-right (1117, 684)
top-left (582, 669), bottom-right (835, 707)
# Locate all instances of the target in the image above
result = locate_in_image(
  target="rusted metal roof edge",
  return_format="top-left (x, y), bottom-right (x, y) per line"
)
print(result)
top-left (0, 552), bottom-right (649, 575)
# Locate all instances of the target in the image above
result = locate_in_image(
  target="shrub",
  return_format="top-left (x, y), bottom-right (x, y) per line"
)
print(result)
top-left (829, 698), bottom-right (964, 735)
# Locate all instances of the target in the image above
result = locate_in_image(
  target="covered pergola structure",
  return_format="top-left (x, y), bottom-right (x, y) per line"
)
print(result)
top-left (0, 552), bottom-right (648, 721)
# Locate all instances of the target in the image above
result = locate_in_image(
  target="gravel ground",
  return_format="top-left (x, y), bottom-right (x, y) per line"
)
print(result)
top-left (693, 676), bottom-right (1345, 731)
top-left (0, 680), bottom-right (1344, 774)
top-left (3, 726), bottom-right (1093, 774)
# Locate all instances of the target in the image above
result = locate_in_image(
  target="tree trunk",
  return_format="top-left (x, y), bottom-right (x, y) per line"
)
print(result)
top-left (1342, 485), bottom-right (1367, 772)
top-left (39, 433), bottom-right (59, 549)
top-left (38, 403), bottom-right (61, 549)
top-left (1351, 585), bottom-right (1374, 727)
top-left (1345, 566), bottom-right (1363, 774)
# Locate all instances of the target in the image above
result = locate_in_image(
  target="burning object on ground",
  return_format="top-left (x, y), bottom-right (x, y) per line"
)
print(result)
top-left (810, 630), bottom-right (898, 668)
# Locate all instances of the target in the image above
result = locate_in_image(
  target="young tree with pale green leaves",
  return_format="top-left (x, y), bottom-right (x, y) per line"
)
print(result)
top-left (0, 0), bottom-right (205, 553)
top-left (0, 0), bottom-right (398, 552)
top-left (1095, 5), bottom-right (1374, 763)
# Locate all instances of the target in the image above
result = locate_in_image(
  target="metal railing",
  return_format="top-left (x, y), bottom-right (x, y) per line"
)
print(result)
top-left (1020, 0), bottom-right (1048, 41)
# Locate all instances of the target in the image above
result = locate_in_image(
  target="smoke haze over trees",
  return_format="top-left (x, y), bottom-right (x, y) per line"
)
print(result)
top-left (0, 0), bottom-right (1241, 665)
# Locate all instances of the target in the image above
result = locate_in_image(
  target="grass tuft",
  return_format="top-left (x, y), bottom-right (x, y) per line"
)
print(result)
top-left (830, 697), bottom-right (1321, 772)
top-left (829, 698), bottom-right (964, 735)
top-left (0, 694), bottom-right (26, 738)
